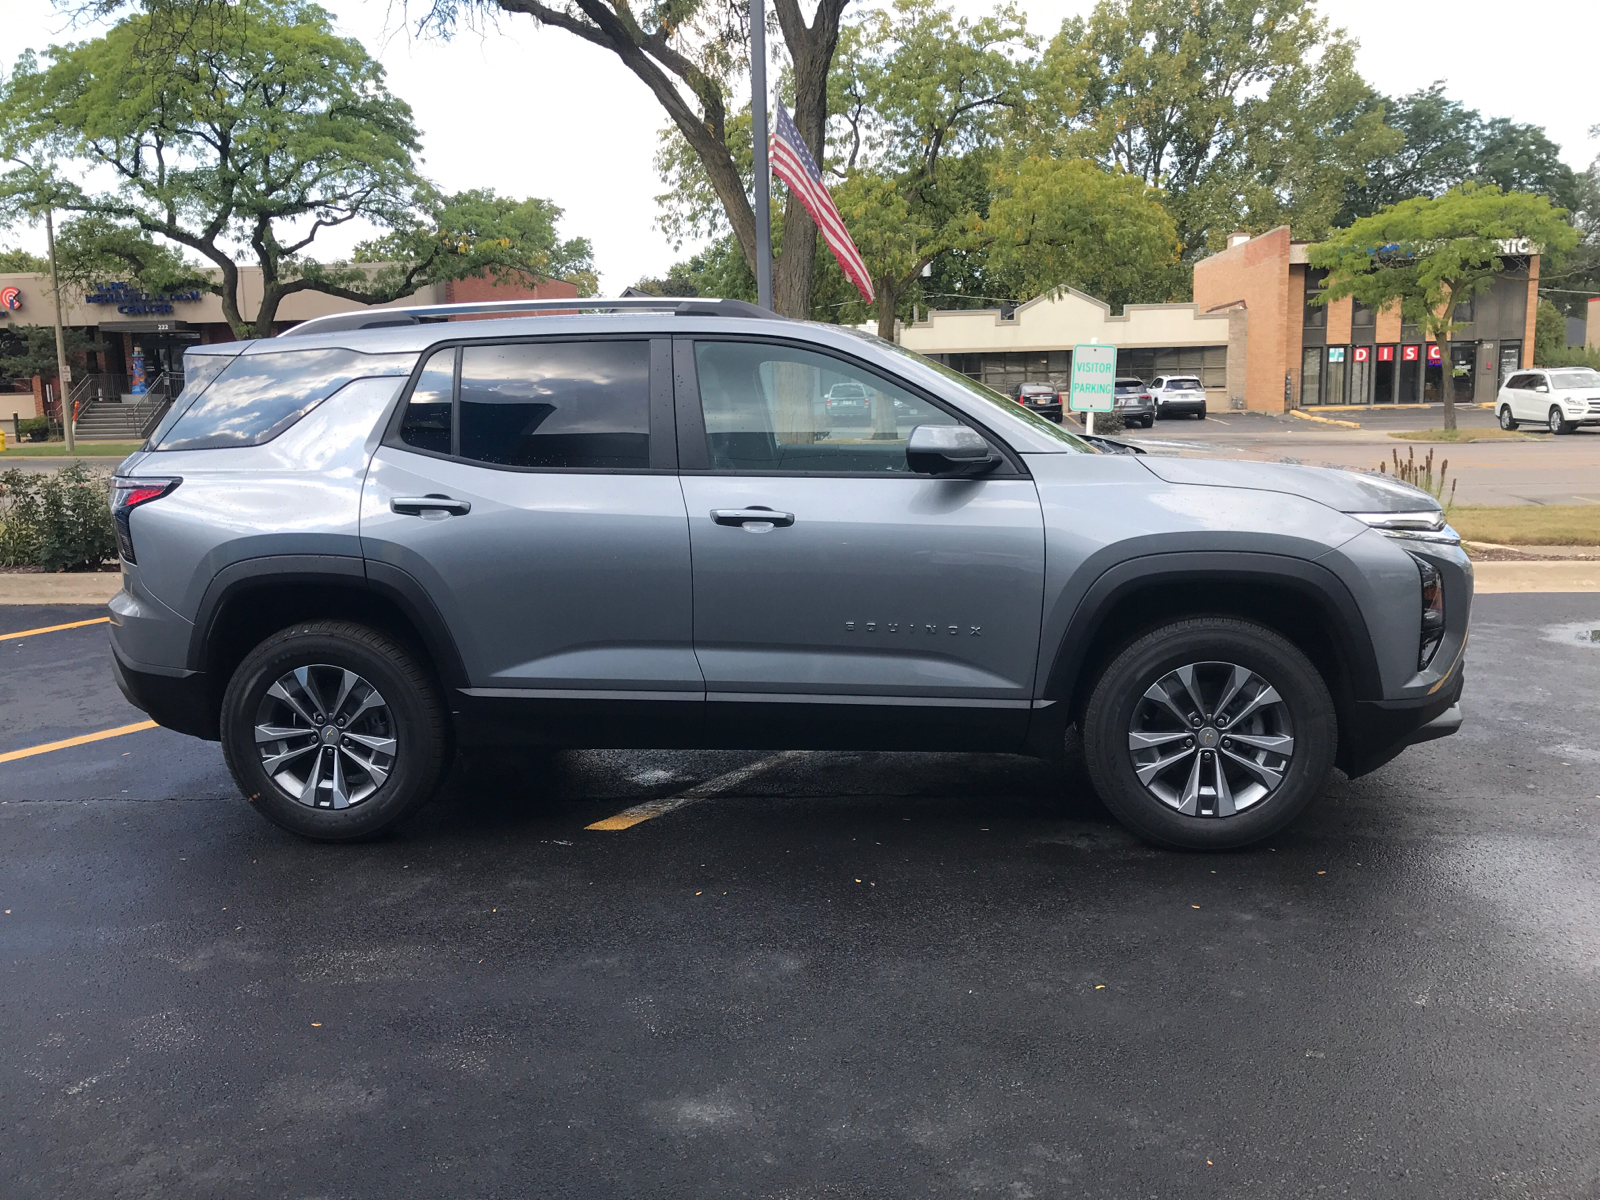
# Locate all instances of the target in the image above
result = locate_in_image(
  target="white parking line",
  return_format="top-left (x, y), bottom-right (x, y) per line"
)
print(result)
top-left (586, 751), bottom-right (809, 830)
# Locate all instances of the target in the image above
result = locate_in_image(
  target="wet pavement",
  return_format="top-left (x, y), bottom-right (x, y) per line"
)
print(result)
top-left (2, 596), bottom-right (1598, 1198)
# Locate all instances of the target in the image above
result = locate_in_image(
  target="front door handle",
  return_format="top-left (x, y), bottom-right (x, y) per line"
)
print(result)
top-left (712, 507), bottom-right (794, 528)
top-left (392, 495), bottom-right (472, 516)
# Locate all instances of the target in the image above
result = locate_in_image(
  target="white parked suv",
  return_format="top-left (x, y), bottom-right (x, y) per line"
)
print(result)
top-left (1495, 368), bottom-right (1600, 434)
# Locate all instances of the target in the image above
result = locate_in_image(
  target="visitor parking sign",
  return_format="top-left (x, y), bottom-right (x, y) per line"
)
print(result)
top-left (1069, 344), bottom-right (1118, 412)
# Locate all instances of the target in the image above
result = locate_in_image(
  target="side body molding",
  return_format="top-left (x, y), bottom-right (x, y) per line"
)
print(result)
top-left (1041, 551), bottom-right (1384, 707)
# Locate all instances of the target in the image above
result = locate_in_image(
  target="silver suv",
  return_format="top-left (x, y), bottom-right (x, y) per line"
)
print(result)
top-left (107, 298), bottom-right (1469, 849)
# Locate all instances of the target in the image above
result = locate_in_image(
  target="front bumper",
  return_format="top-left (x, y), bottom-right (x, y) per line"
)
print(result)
top-left (1338, 662), bottom-right (1465, 779)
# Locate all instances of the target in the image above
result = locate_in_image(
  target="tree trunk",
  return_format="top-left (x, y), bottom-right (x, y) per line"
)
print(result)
top-left (1433, 292), bottom-right (1458, 432)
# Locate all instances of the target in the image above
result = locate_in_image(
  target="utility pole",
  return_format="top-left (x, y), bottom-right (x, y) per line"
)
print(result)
top-left (750, 0), bottom-right (772, 312)
top-left (44, 207), bottom-right (74, 452)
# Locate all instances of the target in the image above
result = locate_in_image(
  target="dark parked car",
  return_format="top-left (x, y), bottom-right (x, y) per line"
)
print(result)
top-left (1013, 381), bottom-right (1063, 422)
top-left (823, 380), bottom-right (871, 424)
top-left (1113, 377), bottom-right (1155, 428)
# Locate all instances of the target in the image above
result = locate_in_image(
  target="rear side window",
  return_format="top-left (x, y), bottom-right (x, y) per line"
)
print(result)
top-left (456, 341), bottom-right (650, 469)
top-left (143, 351), bottom-right (235, 448)
top-left (152, 348), bottom-right (414, 451)
top-left (400, 347), bottom-right (455, 455)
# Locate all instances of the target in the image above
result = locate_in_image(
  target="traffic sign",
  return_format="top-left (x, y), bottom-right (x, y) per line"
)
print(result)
top-left (1068, 344), bottom-right (1117, 413)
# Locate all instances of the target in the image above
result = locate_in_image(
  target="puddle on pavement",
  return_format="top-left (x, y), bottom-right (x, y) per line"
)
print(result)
top-left (1540, 621), bottom-right (1600, 647)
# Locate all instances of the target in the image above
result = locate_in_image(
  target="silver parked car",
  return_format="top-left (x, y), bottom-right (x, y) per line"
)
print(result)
top-left (108, 297), bottom-right (1469, 850)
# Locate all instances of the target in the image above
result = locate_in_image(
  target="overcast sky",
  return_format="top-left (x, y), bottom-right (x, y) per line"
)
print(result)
top-left (6, 0), bottom-right (1597, 290)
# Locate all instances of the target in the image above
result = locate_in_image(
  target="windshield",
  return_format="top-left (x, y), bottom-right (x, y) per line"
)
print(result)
top-left (1549, 369), bottom-right (1600, 390)
top-left (861, 335), bottom-right (1093, 452)
top-left (1167, 377), bottom-right (1203, 390)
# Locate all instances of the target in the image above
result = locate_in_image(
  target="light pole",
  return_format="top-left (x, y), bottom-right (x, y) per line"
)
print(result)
top-left (750, 0), bottom-right (772, 312)
top-left (44, 207), bottom-right (74, 452)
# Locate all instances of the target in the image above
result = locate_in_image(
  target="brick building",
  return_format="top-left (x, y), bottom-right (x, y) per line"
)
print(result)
top-left (1193, 227), bottom-right (1540, 411)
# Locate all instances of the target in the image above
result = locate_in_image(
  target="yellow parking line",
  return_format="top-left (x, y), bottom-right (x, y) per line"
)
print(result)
top-left (2, 616), bottom-right (111, 641)
top-left (0, 720), bottom-right (157, 764)
top-left (586, 750), bottom-right (807, 831)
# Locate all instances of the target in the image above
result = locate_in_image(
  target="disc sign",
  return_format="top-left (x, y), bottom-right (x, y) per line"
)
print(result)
top-left (1069, 344), bottom-right (1117, 412)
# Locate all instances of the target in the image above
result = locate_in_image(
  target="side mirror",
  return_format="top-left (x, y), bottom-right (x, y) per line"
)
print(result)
top-left (1534, 383), bottom-right (1549, 393)
top-left (906, 424), bottom-right (1001, 477)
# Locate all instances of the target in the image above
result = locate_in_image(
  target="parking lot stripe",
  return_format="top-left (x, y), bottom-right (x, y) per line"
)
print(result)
top-left (0, 720), bottom-right (157, 764)
top-left (586, 750), bottom-right (808, 830)
top-left (2, 616), bottom-right (111, 641)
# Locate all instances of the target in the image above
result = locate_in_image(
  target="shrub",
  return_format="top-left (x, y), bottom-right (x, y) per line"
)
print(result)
top-left (0, 462), bottom-right (118, 570)
top-left (18, 416), bottom-right (50, 442)
top-left (1084, 408), bottom-right (1125, 435)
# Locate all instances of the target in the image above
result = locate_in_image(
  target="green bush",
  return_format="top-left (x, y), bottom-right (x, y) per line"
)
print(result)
top-left (1084, 408), bottom-right (1125, 435)
top-left (18, 416), bottom-right (50, 442)
top-left (0, 462), bottom-right (118, 570)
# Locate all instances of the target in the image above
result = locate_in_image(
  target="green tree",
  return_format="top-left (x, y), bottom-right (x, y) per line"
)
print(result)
top-left (0, 323), bottom-right (105, 385)
top-left (1337, 84), bottom-right (1578, 223)
top-left (1044, 0), bottom-right (1395, 257)
top-left (1532, 299), bottom-right (1571, 365)
top-left (1310, 185), bottom-right (1580, 430)
top-left (0, 246), bottom-right (46, 271)
top-left (1, 0), bottom-right (592, 337)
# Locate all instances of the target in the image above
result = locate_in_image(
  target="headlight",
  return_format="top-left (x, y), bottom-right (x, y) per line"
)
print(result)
top-left (1410, 552), bottom-right (1446, 669)
top-left (1348, 510), bottom-right (1460, 545)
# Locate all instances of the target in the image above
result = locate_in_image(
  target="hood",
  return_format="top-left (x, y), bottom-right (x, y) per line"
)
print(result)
top-left (1138, 456), bottom-right (1439, 514)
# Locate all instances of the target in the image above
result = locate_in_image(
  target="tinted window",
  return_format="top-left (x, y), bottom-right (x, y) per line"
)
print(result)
top-left (152, 348), bottom-right (414, 452)
top-left (400, 347), bottom-right (455, 455)
top-left (1167, 377), bottom-right (1203, 390)
top-left (143, 351), bottom-right (235, 448)
top-left (458, 341), bottom-right (649, 469)
top-left (694, 341), bottom-right (961, 474)
top-left (1504, 374), bottom-right (1531, 390)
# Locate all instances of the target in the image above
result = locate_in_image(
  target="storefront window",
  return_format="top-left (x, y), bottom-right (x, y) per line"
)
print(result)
top-left (1325, 346), bottom-right (1348, 405)
top-left (1300, 346), bottom-right (1322, 405)
top-left (1450, 343), bottom-right (1476, 405)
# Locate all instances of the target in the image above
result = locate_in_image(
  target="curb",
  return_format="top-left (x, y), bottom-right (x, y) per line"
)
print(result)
top-left (1290, 410), bottom-right (1361, 429)
top-left (1474, 562), bottom-right (1600, 594)
top-left (0, 574), bottom-right (121, 605)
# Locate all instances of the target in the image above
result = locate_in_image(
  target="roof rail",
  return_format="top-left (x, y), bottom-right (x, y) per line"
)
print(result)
top-left (279, 296), bottom-right (779, 338)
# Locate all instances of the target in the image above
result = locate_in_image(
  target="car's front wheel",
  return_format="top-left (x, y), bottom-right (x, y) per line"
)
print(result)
top-left (1081, 617), bottom-right (1336, 850)
top-left (221, 621), bottom-right (451, 840)
top-left (1498, 406), bottom-right (1519, 431)
top-left (1549, 406), bottom-right (1574, 435)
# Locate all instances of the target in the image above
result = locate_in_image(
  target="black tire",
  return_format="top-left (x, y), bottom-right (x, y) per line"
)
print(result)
top-left (221, 621), bottom-right (450, 841)
top-left (1548, 406), bottom-right (1574, 435)
top-left (1196, 408), bottom-right (1207, 420)
top-left (1142, 415), bottom-right (1154, 428)
top-left (1498, 406), bottom-right (1518, 431)
top-left (1081, 617), bottom-right (1336, 851)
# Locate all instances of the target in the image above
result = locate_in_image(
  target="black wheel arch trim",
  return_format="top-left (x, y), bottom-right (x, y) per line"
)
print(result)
top-left (1041, 551), bottom-right (1384, 708)
top-left (186, 554), bottom-right (470, 690)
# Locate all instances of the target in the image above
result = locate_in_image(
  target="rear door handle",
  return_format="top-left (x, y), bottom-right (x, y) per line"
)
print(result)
top-left (392, 495), bottom-right (472, 516)
top-left (712, 507), bottom-right (794, 528)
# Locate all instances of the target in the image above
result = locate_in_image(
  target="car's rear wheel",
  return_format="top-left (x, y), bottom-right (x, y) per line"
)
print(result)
top-left (1549, 406), bottom-right (1574, 435)
top-left (1498, 406), bottom-right (1519, 430)
top-left (1081, 617), bottom-right (1336, 850)
top-left (1196, 408), bottom-right (1207, 420)
top-left (1142, 415), bottom-right (1154, 428)
top-left (221, 621), bottom-right (450, 841)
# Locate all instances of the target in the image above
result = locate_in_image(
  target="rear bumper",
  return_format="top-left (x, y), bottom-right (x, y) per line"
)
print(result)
top-left (1158, 400), bottom-right (1206, 415)
top-left (1022, 401), bottom-right (1063, 421)
top-left (110, 643), bottom-right (217, 740)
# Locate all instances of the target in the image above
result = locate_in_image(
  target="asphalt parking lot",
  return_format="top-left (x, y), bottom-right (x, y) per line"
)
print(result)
top-left (3, 597), bottom-right (1600, 1198)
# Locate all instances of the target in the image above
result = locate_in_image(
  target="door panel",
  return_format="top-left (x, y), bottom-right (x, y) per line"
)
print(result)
top-left (679, 478), bottom-right (1045, 699)
top-left (363, 448), bottom-right (700, 693)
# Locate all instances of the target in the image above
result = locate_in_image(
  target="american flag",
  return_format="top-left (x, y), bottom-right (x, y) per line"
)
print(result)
top-left (769, 104), bottom-right (875, 303)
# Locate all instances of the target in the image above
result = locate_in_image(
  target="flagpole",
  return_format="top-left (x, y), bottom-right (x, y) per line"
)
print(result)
top-left (750, 0), bottom-right (773, 311)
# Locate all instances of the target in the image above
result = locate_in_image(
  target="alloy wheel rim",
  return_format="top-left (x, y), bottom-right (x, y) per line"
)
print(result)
top-left (1126, 660), bottom-right (1295, 818)
top-left (1549, 409), bottom-right (1562, 434)
top-left (254, 664), bottom-right (396, 808)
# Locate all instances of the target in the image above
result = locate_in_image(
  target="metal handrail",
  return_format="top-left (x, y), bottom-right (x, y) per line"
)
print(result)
top-left (279, 296), bottom-right (779, 339)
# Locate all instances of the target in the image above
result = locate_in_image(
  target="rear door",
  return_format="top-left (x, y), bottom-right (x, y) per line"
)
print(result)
top-left (674, 337), bottom-right (1046, 750)
top-left (360, 335), bottom-right (702, 741)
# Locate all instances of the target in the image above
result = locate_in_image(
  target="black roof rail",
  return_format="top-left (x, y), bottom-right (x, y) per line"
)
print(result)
top-left (279, 296), bottom-right (780, 338)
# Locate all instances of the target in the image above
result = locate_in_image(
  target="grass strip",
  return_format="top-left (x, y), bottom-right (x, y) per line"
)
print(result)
top-left (1449, 505), bottom-right (1600, 546)
top-left (0, 443), bottom-right (143, 457)
top-left (1389, 428), bottom-right (1532, 442)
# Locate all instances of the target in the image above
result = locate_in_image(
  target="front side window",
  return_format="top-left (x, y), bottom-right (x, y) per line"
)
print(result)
top-left (694, 341), bottom-right (961, 473)
top-left (457, 341), bottom-right (650, 469)
top-left (152, 348), bottom-right (414, 452)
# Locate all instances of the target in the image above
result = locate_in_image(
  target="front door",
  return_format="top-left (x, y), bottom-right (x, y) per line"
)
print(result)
top-left (361, 336), bottom-right (702, 743)
top-left (674, 337), bottom-right (1046, 750)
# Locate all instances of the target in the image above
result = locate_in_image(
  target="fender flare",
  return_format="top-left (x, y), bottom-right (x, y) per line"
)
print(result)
top-left (186, 554), bottom-right (469, 690)
top-left (1040, 551), bottom-right (1384, 707)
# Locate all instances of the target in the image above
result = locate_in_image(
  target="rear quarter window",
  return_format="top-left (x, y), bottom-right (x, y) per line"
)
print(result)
top-left (152, 348), bottom-right (416, 451)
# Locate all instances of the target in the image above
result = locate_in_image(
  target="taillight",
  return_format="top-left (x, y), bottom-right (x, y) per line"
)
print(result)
top-left (1410, 553), bottom-right (1445, 669)
top-left (111, 476), bottom-right (181, 564)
